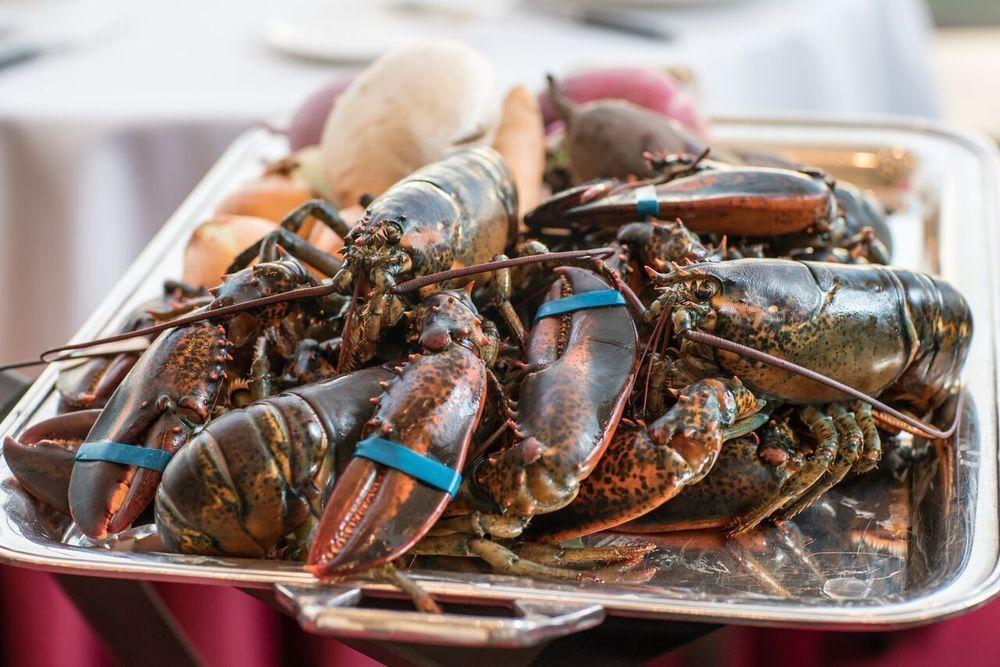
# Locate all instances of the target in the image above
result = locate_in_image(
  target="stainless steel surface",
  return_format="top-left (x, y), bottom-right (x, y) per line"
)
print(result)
top-left (0, 117), bottom-right (997, 641)
top-left (276, 584), bottom-right (605, 647)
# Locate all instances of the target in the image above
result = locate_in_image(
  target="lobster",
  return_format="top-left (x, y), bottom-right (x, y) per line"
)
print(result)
top-left (14, 149), bottom-right (527, 541)
top-left (152, 286), bottom-right (495, 566)
top-left (530, 258), bottom-right (971, 541)
top-left (67, 227), bottom-right (348, 539)
top-left (526, 150), bottom-right (890, 265)
top-left (326, 146), bottom-right (518, 371)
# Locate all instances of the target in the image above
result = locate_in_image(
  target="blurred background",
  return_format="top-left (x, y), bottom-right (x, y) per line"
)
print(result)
top-left (0, 0), bottom-right (998, 665)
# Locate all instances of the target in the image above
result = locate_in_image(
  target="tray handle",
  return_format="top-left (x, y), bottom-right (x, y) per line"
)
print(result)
top-left (275, 584), bottom-right (605, 648)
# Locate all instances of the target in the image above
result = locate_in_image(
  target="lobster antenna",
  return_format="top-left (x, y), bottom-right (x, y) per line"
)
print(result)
top-left (683, 329), bottom-right (960, 441)
top-left (389, 247), bottom-right (616, 294)
top-left (0, 343), bottom-right (151, 374)
top-left (38, 281), bottom-right (343, 362)
top-left (24, 248), bottom-right (616, 365)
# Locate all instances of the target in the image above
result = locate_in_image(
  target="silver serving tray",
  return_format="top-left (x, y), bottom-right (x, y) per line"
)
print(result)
top-left (1, 118), bottom-right (998, 647)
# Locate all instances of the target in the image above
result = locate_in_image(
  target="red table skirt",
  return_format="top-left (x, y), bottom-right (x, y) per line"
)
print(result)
top-left (0, 566), bottom-right (377, 666)
top-left (4, 564), bottom-right (1000, 666)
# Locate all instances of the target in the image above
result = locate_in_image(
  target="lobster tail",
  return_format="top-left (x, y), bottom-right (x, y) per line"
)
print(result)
top-left (155, 395), bottom-right (320, 556)
top-left (885, 270), bottom-right (973, 413)
top-left (155, 367), bottom-right (394, 557)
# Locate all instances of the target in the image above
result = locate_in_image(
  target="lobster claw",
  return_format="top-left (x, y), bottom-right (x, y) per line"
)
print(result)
top-left (523, 179), bottom-right (621, 229)
top-left (474, 266), bottom-right (638, 517)
top-left (4, 409), bottom-right (102, 515)
top-left (69, 321), bottom-right (228, 538)
top-left (308, 343), bottom-right (487, 576)
top-left (56, 352), bottom-right (141, 412)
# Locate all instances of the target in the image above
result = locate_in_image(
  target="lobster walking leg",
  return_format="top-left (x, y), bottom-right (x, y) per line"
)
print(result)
top-left (777, 403), bottom-right (864, 521)
top-left (410, 536), bottom-right (653, 583)
top-left (729, 404), bottom-right (840, 534)
top-left (227, 199), bottom-right (348, 276)
top-left (851, 400), bottom-right (882, 473)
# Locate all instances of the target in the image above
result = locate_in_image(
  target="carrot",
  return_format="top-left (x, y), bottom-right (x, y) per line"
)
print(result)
top-left (493, 85), bottom-right (546, 222)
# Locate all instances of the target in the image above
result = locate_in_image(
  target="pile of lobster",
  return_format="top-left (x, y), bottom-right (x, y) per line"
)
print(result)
top-left (2, 65), bottom-right (971, 608)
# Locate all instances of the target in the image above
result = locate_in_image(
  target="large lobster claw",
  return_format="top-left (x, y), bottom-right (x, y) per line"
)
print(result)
top-left (69, 321), bottom-right (228, 538)
top-left (154, 367), bottom-right (396, 558)
top-left (473, 266), bottom-right (638, 517)
top-left (308, 324), bottom-right (488, 576)
top-left (526, 168), bottom-right (837, 237)
top-left (4, 409), bottom-right (102, 515)
top-left (56, 353), bottom-right (141, 413)
top-left (523, 179), bottom-right (623, 230)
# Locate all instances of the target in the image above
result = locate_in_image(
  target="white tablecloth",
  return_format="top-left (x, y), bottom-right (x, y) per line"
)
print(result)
top-left (0, 0), bottom-right (938, 362)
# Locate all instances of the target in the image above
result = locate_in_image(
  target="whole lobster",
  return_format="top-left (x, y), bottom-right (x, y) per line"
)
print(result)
top-left (329, 146), bottom-right (518, 371)
top-left (532, 258), bottom-right (971, 541)
top-left (68, 238), bottom-right (347, 538)
top-left (526, 151), bottom-right (890, 265)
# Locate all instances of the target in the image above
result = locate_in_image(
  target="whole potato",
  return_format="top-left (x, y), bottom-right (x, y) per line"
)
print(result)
top-left (320, 41), bottom-right (500, 207)
top-left (183, 208), bottom-right (356, 289)
top-left (215, 160), bottom-right (317, 223)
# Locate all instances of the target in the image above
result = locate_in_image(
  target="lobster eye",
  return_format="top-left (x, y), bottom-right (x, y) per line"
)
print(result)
top-left (694, 282), bottom-right (717, 299)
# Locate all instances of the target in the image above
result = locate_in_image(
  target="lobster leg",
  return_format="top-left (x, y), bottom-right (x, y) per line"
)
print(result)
top-left (777, 404), bottom-right (864, 521)
top-left (247, 336), bottom-right (272, 401)
top-left (410, 536), bottom-right (653, 583)
top-left (729, 404), bottom-right (841, 534)
top-left (530, 378), bottom-right (764, 542)
top-left (512, 543), bottom-right (654, 568)
top-left (852, 400), bottom-right (882, 473)
top-left (227, 199), bottom-right (348, 275)
top-left (426, 512), bottom-right (529, 539)
top-left (482, 254), bottom-right (529, 351)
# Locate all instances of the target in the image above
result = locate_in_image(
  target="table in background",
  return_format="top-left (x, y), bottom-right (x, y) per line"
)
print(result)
top-left (0, 0), bottom-right (938, 363)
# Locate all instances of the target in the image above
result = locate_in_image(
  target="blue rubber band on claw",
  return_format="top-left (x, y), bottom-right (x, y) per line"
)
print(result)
top-left (74, 441), bottom-right (173, 473)
top-left (635, 184), bottom-right (660, 219)
top-left (353, 436), bottom-right (462, 497)
top-left (534, 289), bottom-right (626, 321)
